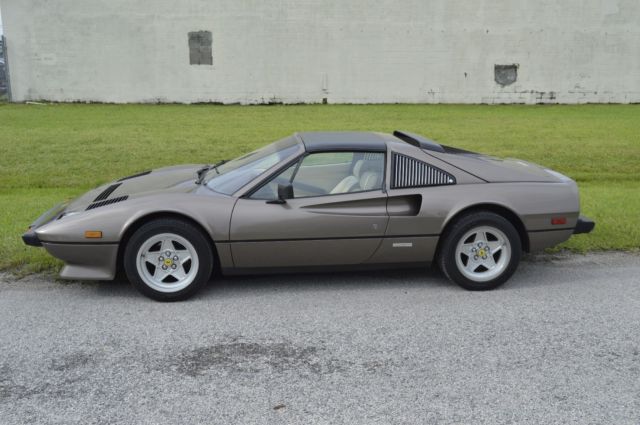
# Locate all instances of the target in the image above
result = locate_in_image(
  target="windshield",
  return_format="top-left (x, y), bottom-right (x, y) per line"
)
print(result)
top-left (205, 136), bottom-right (300, 195)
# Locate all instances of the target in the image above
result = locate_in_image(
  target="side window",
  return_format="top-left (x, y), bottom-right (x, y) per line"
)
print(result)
top-left (250, 151), bottom-right (385, 199)
top-left (250, 161), bottom-right (297, 200)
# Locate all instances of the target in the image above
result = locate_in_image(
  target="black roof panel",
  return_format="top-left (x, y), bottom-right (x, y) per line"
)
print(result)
top-left (392, 130), bottom-right (445, 153)
top-left (297, 132), bottom-right (388, 152)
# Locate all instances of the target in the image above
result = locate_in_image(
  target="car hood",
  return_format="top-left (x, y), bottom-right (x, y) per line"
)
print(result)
top-left (65, 164), bottom-right (205, 212)
top-left (428, 150), bottom-right (571, 183)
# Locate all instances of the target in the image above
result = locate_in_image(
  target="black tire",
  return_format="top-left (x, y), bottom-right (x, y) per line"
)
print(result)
top-left (123, 218), bottom-right (214, 301)
top-left (437, 211), bottom-right (521, 291)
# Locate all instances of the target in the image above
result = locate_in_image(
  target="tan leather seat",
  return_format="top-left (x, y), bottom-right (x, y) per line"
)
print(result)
top-left (330, 160), bottom-right (364, 194)
top-left (330, 160), bottom-right (383, 194)
top-left (359, 170), bottom-right (383, 191)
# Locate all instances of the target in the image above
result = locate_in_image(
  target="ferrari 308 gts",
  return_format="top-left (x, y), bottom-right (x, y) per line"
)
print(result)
top-left (23, 131), bottom-right (594, 300)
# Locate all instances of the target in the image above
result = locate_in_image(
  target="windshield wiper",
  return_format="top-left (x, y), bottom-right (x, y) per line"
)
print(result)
top-left (195, 160), bottom-right (227, 185)
top-left (195, 165), bottom-right (210, 185)
top-left (211, 159), bottom-right (227, 175)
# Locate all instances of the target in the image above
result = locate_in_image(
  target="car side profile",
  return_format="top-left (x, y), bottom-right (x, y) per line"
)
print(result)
top-left (23, 131), bottom-right (594, 301)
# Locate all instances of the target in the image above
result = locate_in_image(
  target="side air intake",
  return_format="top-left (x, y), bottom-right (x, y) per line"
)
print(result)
top-left (86, 196), bottom-right (129, 211)
top-left (93, 183), bottom-right (122, 202)
top-left (391, 153), bottom-right (455, 189)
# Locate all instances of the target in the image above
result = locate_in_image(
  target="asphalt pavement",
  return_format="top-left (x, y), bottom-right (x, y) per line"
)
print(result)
top-left (1, 252), bottom-right (639, 425)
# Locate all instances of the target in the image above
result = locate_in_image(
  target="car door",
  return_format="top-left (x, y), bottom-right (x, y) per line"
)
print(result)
top-left (229, 151), bottom-right (388, 268)
top-left (365, 147), bottom-right (459, 265)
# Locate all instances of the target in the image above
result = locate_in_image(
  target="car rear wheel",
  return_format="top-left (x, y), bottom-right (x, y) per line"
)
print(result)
top-left (124, 218), bottom-right (213, 301)
top-left (438, 211), bottom-right (521, 290)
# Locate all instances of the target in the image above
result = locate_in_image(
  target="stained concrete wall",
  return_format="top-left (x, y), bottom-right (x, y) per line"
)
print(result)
top-left (1, 0), bottom-right (639, 104)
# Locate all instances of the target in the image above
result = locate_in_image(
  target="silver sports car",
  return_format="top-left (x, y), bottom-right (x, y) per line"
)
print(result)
top-left (23, 131), bottom-right (594, 300)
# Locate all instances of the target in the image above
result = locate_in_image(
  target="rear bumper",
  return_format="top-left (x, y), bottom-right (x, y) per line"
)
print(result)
top-left (573, 216), bottom-right (595, 234)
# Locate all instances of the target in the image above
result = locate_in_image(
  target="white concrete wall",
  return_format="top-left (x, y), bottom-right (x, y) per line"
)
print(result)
top-left (2, 0), bottom-right (639, 104)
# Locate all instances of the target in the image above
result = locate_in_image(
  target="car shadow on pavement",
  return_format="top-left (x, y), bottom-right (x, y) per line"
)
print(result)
top-left (197, 266), bottom-right (452, 300)
top-left (92, 252), bottom-right (601, 300)
top-left (95, 266), bottom-right (452, 300)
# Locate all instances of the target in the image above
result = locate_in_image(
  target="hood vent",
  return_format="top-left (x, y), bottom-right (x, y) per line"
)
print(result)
top-left (93, 183), bottom-right (122, 202)
top-left (118, 170), bottom-right (151, 182)
top-left (86, 196), bottom-right (129, 211)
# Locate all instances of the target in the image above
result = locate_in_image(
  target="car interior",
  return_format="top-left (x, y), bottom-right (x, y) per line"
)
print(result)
top-left (251, 152), bottom-right (385, 199)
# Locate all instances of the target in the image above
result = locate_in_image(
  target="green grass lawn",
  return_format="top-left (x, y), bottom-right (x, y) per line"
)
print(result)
top-left (1, 103), bottom-right (638, 274)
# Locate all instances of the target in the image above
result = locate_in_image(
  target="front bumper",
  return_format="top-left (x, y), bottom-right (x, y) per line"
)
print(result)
top-left (21, 200), bottom-right (118, 280)
top-left (573, 216), bottom-right (595, 234)
top-left (22, 201), bottom-right (69, 247)
top-left (22, 229), bottom-right (42, 247)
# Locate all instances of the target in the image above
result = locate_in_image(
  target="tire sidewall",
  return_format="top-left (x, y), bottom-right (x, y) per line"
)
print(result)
top-left (124, 219), bottom-right (213, 301)
top-left (440, 212), bottom-right (521, 290)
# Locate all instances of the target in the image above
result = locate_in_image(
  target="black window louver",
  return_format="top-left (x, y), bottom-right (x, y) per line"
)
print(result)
top-left (86, 195), bottom-right (129, 211)
top-left (391, 153), bottom-right (455, 189)
top-left (93, 183), bottom-right (122, 202)
top-left (118, 170), bottom-right (151, 182)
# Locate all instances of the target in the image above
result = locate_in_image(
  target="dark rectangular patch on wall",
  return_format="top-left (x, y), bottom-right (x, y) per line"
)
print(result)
top-left (188, 31), bottom-right (213, 65)
top-left (494, 64), bottom-right (518, 86)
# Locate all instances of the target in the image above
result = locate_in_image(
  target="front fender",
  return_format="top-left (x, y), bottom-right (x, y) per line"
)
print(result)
top-left (35, 192), bottom-right (237, 244)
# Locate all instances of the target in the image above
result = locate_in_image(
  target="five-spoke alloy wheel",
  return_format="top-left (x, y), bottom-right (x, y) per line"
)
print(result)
top-left (438, 211), bottom-right (521, 290)
top-left (124, 218), bottom-right (213, 301)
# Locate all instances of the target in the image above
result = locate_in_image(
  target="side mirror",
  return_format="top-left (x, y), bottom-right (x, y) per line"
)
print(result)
top-left (266, 183), bottom-right (294, 204)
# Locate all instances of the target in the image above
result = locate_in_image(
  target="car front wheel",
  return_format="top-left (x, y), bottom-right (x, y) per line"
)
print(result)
top-left (123, 218), bottom-right (213, 301)
top-left (438, 211), bottom-right (521, 290)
